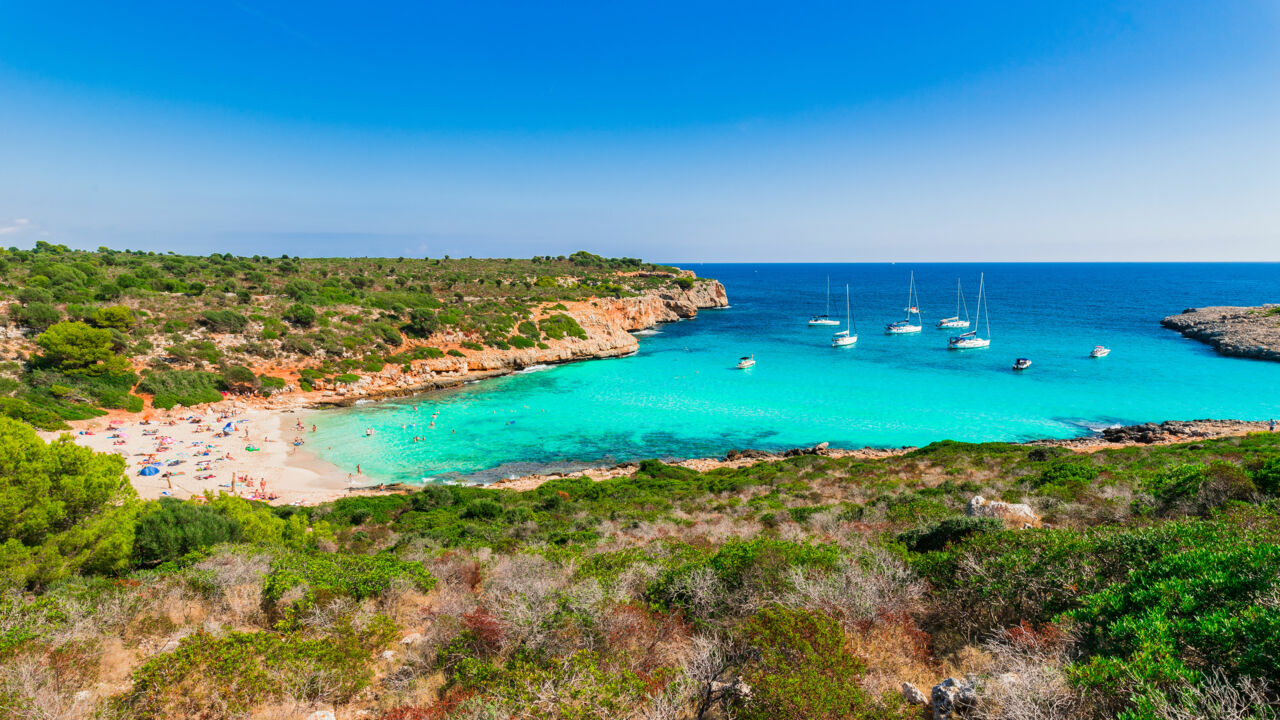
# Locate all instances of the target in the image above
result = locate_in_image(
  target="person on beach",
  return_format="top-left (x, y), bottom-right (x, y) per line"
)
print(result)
top-left (357, 463), bottom-right (362, 475)
top-left (1271, 419), bottom-right (1276, 432)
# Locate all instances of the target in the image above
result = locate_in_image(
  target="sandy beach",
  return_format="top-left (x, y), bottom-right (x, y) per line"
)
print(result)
top-left (45, 401), bottom-right (360, 506)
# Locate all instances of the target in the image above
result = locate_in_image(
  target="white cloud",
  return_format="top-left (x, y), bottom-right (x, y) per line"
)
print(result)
top-left (0, 218), bottom-right (33, 236)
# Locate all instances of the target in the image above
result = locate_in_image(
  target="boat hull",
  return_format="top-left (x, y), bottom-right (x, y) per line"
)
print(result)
top-left (886, 325), bottom-right (922, 334)
top-left (937, 319), bottom-right (969, 329)
top-left (949, 338), bottom-right (991, 349)
top-left (808, 319), bottom-right (840, 326)
top-left (832, 335), bottom-right (858, 347)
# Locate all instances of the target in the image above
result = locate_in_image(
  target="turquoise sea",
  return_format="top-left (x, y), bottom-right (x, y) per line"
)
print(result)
top-left (306, 263), bottom-right (1280, 484)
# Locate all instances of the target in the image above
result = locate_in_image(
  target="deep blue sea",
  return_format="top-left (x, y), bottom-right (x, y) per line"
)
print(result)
top-left (306, 263), bottom-right (1280, 484)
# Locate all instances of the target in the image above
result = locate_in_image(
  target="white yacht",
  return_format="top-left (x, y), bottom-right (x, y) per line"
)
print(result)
top-left (948, 273), bottom-right (991, 349)
top-left (808, 276), bottom-right (840, 326)
top-left (886, 271), bottom-right (923, 334)
top-left (736, 354), bottom-right (756, 369)
top-left (936, 279), bottom-right (971, 329)
top-left (832, 284), bottom-right (857, 347)
top-left (1091, 346), bottom-right (1111, 358)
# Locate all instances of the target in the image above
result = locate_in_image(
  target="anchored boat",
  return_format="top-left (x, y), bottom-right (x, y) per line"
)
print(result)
top-left (808, 276), bottom-right (840, 326)
top-left (949, 273), bottom-right (991, 349)
top-left (937, 278), bottom-right (971, 329)
top-left (886, 271), bottom-right (924, 334)
top-left (832, 284), bottom-right (858, 347)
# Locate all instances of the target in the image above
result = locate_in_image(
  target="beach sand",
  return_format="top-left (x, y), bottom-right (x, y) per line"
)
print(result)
top-left (46, 401), bottom-right (361, 506)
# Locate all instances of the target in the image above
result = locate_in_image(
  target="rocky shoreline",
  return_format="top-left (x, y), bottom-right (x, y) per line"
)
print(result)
top-left (304, 277), bottom-right (729, 406)
top-left (1161, 305), bottom-right (1280, 362)
top-left (490, 419), bottom-right (1276, 492)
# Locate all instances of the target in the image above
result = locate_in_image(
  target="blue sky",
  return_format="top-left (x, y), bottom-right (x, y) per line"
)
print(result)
top-left (1, 1), bottom-right (1277, 261)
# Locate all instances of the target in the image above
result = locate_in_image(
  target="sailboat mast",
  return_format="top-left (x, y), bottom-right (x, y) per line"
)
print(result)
top-left (983, 273), bottom-right (991, 338)
top-left (826, 276), bottom-right (831, 316)
top-left (845, 284), bottom-right (851, 332)
top-left (974, 274), bottom-right (983, 332)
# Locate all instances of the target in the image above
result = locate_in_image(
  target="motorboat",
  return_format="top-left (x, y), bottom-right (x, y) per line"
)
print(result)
top-left (1013, 358), bottom-right (1032, 371)
top-left (736, 354), bottom-right (756, 369)
top-left (1090, 346), bottom-right (1111, 358)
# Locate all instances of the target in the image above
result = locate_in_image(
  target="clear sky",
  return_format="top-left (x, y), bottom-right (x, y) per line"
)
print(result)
top-left (1, 1), bottom-right (1277, 261)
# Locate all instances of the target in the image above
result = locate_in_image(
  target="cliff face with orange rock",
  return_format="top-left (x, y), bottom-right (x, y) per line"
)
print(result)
top-left (306, 278), bottom-right (728, 405)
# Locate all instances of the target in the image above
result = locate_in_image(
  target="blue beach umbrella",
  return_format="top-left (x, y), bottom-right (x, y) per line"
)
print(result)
top-left (139, 465), bottom-right (160, 476)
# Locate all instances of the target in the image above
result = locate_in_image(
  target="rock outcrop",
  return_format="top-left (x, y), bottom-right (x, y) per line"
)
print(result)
top-left (1161, 305), bottom-right (1280, 362)
top-left (1099, 419), bottom-right (1272, 445)
top-left (930, 677), bottom-right (976, 720)
top-left (967, 495), bottom-right (1042, 528)
top-left (311, 278), bottom-right (728, 405)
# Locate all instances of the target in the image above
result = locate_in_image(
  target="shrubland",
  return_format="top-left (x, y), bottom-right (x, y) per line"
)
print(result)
top-left (0, 243), bottom-right (704, 428)
top-left (2, 418), bottom-right (1280, 718)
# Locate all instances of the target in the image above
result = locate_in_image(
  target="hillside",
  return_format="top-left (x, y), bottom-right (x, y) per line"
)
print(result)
top-left (2, 416), bottom-right (1279, 719)
top-left (0, 244), bottom-right (725, 426)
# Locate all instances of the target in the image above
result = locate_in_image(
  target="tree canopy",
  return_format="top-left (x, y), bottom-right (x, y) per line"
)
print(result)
top-left (0, 417), bottom-right (139, 587)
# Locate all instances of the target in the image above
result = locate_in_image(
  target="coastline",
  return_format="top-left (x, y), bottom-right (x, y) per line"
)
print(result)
top-left (50, 408), bottom-right (1273, 505)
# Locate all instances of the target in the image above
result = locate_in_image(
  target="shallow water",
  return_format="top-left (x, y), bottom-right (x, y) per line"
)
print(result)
top-left (306, 263), bottom-right (1280, 484)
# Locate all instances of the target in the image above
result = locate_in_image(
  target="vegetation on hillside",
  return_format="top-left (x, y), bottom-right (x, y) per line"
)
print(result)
top-left (0, 243), bottom-right (700, 427)
top-left (2, 418), bottom-right (1279, 719)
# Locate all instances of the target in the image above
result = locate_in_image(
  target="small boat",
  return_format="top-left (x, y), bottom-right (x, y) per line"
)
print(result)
top-left (886, 271), bottom-right (923, 334)
top-left (949, 273), bottom-right (991, 349)
top-left (937, 278), bottom-right (971, 329)
top-left (1090, 345), bottom-right (1111, 358)
top-left (808, 276), bottom-right (840, 326)
top-left (736, 354), bottom-right (756, 369)
top-left (1013, 358), bottom-right (1032, 371)
top-left (832, 284), bottom-right (858, 347)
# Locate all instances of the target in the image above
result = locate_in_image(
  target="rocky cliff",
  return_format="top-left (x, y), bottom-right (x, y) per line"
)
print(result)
top-left (311, 278), bottom-right (729, 405)
top-left (1161, 305), bottom-right (1280, 362)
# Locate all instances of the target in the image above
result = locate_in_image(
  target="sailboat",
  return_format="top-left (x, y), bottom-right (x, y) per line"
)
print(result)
top-left (808, 276), bottom-right (840, 326)
top-left (832, 284), bottom-right (857, 347)
top-left (936, 279), bottom-right (970, 329)
top-left (885, 271), bottom-right (923, 334)
top-left (948, 273), bottom-right (991, 349)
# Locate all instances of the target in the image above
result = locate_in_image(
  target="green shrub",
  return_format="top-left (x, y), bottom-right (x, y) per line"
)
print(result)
top-left (91, 304), bottom-right (136, 329)
top-left (132, 499), bottom-right (239, 567)
top-left (897, 517), bottom-right (1002, 553)
top-left (539, 313), bottom-right (587, 341)
top-left (284, 303), bottom-right (316, 327)
top-left (262, 552), bottom-right (435, 617)
top-left (1069, 542), bottom-right (1280, 695)
top-left (198, 309), bottom-right (249, 333)
top-left (136, 370), bottom-right (225, 409)
top-left (734, 606), bottom-right (912, 720)
top-left (9, 301), bottom-right (61, 330)
top-left (460, 499), bottom-right (503, 520)
top-left (650, 539), bottom-right (840, 614)
top-left (117, 627), bottom-right (377, 719)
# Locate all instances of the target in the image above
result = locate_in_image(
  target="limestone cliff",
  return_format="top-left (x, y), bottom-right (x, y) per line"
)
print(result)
top-left (311, 278), bottom-right (728, 404)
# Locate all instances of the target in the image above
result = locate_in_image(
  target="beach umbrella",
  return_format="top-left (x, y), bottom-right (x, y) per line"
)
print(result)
top-left (139, 465), bottom-right (159, 476)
